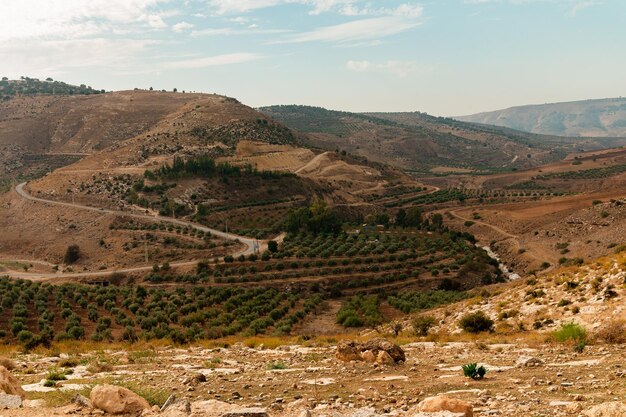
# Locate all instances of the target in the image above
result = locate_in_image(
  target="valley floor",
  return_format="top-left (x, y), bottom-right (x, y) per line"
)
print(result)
top-left (5, 338), bottom-right (626, 416)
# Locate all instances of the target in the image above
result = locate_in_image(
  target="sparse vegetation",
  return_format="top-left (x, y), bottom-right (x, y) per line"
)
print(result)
top-left (458, 311), bottom-right (494, 333)
top-left (412, 315), bottom-right (436, 336)
top-left (64, 244), bottom-right (81, 264)
top-left (553, 322), bottom-right (587, 351)
top-left (462, 362), bottom-right (487, 380)
top-left (336, 295), bottom-right (382, 328)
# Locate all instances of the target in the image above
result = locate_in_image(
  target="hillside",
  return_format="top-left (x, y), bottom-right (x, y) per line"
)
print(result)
top-left (0, 90), bottom-right (420, 273)
top-left (260, 105), bottom-right (626, 175)
top-left (457, 97), bottom-right (626, 137)
top-left (0, 90), bottom-right (209, 191)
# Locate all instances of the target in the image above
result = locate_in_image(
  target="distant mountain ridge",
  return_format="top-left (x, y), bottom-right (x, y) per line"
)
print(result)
top-left (260, 104), bottom-right (626, 173)
top-left (456, 97), bottom-right (626, 137)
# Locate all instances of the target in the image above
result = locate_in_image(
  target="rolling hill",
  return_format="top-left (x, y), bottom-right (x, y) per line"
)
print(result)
top-left (260, 105), bottom-right (626, 175)
top-left (456, 97), bottom-right (626, 137)
top-left (0, 87), bottom-right (420, 272)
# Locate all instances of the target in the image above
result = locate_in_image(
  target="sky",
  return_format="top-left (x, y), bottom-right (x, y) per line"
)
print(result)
top-left (1, 0), bottom-right (625, 116)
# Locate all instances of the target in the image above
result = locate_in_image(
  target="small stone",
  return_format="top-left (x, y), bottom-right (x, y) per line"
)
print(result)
top-left (72, 394), bottom-right (92, 408)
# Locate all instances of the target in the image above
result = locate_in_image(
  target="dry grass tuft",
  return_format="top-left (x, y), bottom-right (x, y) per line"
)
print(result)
top-left (0, 357), bottom-right (17, 370)
top-left (595, 319), bottom-right (626, 344)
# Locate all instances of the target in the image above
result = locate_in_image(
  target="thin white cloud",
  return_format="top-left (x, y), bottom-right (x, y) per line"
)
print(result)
top-left (163, 52), bottom-right (263, 69)
top-left (208, 0), bottom-right (283, 14)
top-left (346, 60), bottom-right (372, 71)
top-left (191, 27), bottom-right (291, 37)
top-left (276, 15), bottom-right (422, 44)
top-left (207, 0), bottom-right (421, 16)
top-left (340, 3), bottom-right (423, 17)
top-left (0, 0), bottom-right (173, 41)
top-left (0, 38), bottom-right (161, 77)
top-left (568, 1), bottom-right (602, 16)
top-left (464, 0), bottom-right (603, 13)
top-left (172, 21), bottom-right (195, 32)
top-left (305, 0), bottom-right (358, 15)
top-left (346, 59), bottom-right (423, 77)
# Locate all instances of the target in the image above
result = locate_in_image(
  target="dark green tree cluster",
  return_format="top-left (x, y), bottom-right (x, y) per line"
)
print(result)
top-left (395, 207), bottom-right (423, 227)
top-left (64, 245), bottom-right (80, 264)
top-left (147, 155), bottom-right (289, 181)
top-left (285, 200), bottom-right (342, 235)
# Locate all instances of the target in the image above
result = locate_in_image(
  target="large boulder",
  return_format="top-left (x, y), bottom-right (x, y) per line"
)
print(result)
top-left (336, 339), bottom-right (405, 364)
top-left (0, 366), bottom-right (25, 399)
top-left (417, 396), bottom-right (473, 417)
top-left (584, 402), bottom-right (626, 417)
top-left (336, 341), bottom-right (364, 362)
top-left (90, 384), bottom-right (150, 415)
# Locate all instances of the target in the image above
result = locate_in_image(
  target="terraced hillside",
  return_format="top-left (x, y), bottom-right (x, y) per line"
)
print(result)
top-left (0, 221), bottom-right (499, 346)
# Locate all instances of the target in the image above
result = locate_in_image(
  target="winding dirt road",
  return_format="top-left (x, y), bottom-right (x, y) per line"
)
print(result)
top-left (5, 183), bottom-right (265, 280)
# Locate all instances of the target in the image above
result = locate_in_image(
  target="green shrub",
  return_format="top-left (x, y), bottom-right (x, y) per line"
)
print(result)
top-left (46, 369), bottom-right (67, 381)
top-left (462, 363), bottom-right (487, 380)
top-left (64, 244), bottom-right (80, 264)
top-left (412, 315), bottom-right (436, 336)
top-left (553, 322), bottom-right (587, 349)
top-left (458, 311), bottom-right (494, 333)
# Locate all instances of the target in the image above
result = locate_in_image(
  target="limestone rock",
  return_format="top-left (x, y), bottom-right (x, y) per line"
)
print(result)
top-left (0, 366), bottom-right (26, 399)
top-left (190, 400), bottom-right (268, 417)
top-left (222, 409), bottom-right (268, 417)
top-left (584, 402), bottom-right (626, 417)
top-left (90, 384), bottom-right (150, 415)
top-left (349, 408), bottom-right (383, 417)
top-left (417, 396), bottom-right (473, 417)
top-left (162, 399), bottom-right (192, 417)
top-left (0, 393), bottom-right (22, 409)
top-left (336, 339), bottom-right (405, 364)
top-left (361, 350), bottom-right (376, 363)
top-left (566, 403), bottom-right (583, 413)
top-left (72, 393), bottom-right (92, 408)
top-left (516, 356), bottom-right (544, 367)
top-left (376, 351), bottom-right (395, 366)
top-left (336, 341), bottom-right (364, 362)
top-left (362, 339), bottom-right (406, 363)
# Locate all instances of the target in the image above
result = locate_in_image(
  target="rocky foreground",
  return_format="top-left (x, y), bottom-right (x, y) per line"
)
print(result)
top-left (1, 338), bottom-right (626, 416)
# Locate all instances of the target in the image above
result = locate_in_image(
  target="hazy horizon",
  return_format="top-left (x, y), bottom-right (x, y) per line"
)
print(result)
top-left (2, 0), bottom-right (625, 116)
